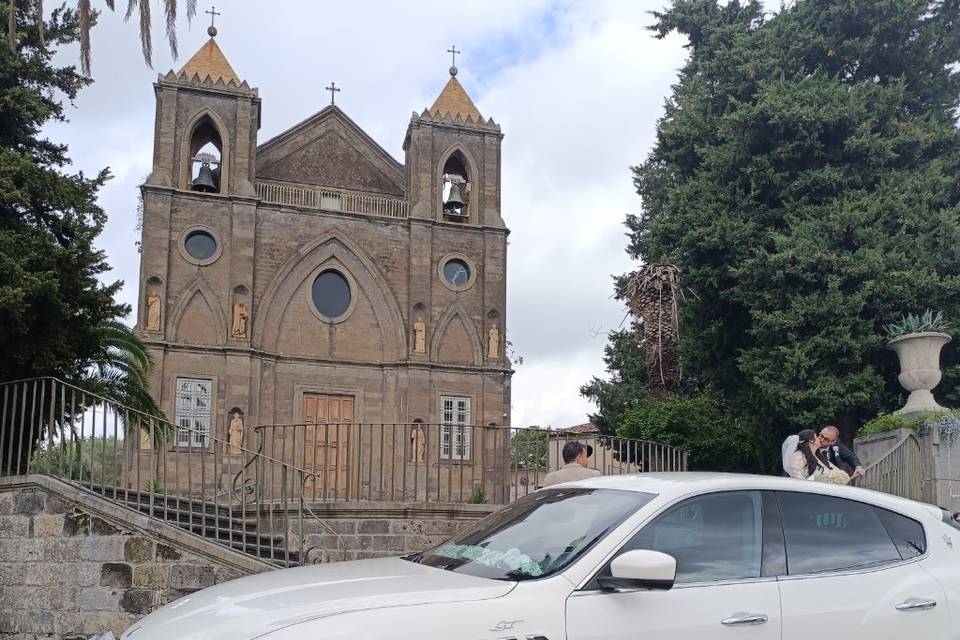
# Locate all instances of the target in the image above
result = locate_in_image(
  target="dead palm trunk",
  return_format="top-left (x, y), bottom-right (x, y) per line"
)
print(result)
top-left (624, 264), bottom-right (683, 399)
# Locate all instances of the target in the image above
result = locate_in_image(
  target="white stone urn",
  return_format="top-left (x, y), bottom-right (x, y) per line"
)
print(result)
top-left (887, 331), bottom-right (952, 417)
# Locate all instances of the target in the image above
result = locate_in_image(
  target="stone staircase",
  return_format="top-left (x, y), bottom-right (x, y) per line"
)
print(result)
top-left (85, 485), bottom-right (300, 566)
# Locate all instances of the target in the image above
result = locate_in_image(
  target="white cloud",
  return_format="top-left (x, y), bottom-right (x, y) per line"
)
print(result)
top-left (47, 0), bottom-right (690, 430)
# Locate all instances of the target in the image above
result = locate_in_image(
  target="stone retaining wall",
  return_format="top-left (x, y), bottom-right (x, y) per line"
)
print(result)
top-left (0, 476), bottom-right (502, 639)
top-left (286, 502), bottom-right (499, 562)
top-left (0, 476), bottom-right (272, 640)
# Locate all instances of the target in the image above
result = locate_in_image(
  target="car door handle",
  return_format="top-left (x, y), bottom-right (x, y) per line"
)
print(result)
top-left (896, 598), bottom-right (938, 612)
top-left (721, 613), bottom-right (769, 626)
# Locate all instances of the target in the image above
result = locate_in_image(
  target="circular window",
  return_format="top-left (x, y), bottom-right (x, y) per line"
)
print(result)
top-left (442, 259), bottom-right (471, 287)
top-left (311, 270), bottom-right (352, 319)
top-left (185, 230), bottom-right (217, 260)
top-left (438, 254), bottom-right (476, 291)
top-left (179, 226), bottom-right (222, 265)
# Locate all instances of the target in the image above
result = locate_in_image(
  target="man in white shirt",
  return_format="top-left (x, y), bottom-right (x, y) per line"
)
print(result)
top-left (542, 441), bottom-right (602, 487)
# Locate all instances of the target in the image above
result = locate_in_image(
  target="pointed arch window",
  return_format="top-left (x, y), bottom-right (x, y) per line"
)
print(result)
top-left (441, 152), bottom-right (471, 222)
top-left (188, 116), bottom-right (223, 194)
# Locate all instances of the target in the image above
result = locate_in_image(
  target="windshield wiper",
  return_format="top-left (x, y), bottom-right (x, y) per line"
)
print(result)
top-left (402, 552), bottom-right (423, 563)
top-left (503, 569), bottom-right (541, 581)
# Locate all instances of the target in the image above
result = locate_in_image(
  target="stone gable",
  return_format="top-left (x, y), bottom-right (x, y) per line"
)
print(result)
top-left (256, 107), bottom-right (405, 196)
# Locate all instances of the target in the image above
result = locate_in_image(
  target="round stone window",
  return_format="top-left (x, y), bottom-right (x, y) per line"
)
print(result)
top-left (438, 254), bottom-right (476, 291)
top-left (184, 230), bottom-right (218, 261)
top-left (311, 270), bottom-right (352, 319)
top-left (442, 258), bottom-right (471, 287)
top-left (178, 226), bottom-right (222, 265)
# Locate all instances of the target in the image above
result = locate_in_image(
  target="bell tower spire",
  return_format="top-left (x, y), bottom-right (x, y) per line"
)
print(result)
top-left (403, 50), bottom-right (504, 227)
top-left (145, 18), bottom-right (260, 197)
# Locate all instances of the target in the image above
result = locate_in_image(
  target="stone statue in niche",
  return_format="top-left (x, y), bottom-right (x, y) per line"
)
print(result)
top-left (413, 318), bottom-right (426, 354)
top-left (410, 426), bottom-right (426, 464)
top-left (487, 325), bottom-right (500, 359)
top-left (228, 412), bottom-right (244, 454)
top-left (232, 303), bottom-right (248, 338)
top-left (146, 293), bottom-right (161, 331)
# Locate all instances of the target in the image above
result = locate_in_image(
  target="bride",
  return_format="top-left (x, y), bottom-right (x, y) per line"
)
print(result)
top-left (782, 429), bottom-right (849, 484)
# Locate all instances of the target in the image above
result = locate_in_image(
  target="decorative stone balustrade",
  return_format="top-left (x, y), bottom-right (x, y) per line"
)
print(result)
top-left (256, 180), bottom-right (408, 219)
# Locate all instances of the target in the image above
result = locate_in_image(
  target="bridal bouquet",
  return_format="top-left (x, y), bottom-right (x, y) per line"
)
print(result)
top-left (816, 467), bottom-right (851, 486)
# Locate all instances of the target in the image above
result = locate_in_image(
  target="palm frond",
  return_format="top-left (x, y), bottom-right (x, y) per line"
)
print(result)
top-left (138, 0), bottom-right (151, 68)
top-left (78, 0), bottom-right (91, 75)
top-left (164, 0), bottom-right (176, 60)
top-left (77, 319), bottom-right (165, 422)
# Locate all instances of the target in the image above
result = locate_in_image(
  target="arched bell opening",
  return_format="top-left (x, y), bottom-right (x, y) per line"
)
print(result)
top-left (187, 116), bottom-right (224, 194)
top-left (440, 152), bottom-right (471, 222)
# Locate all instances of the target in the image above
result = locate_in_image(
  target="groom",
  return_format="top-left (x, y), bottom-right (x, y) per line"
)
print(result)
top-left (819, 426), bottom-right (865, 478)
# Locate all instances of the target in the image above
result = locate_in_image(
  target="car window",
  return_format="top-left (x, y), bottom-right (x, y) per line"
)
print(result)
top-left (411, 488), bottom-right (656, 581)
top-left (601, 491), bottom-right (763, 584)
top-left (874, 507), bottom-right (926, 559)
top-left (776, 491), bottom-right (902, 575)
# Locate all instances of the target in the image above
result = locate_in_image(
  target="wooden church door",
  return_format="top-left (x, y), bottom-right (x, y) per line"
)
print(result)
top-left (302, 393), bottom-right (353, 499)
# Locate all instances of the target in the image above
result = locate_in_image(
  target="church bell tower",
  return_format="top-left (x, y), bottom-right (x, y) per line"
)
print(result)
top-left (403, 55), bottom-right (505, 229)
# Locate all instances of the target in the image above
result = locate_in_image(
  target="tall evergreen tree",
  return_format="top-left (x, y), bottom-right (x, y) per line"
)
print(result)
top-left (588, 0), bottom-right (960, 467)
top-left (0, 1), bottom-right (159, 471)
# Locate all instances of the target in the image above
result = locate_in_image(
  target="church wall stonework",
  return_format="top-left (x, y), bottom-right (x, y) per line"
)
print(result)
top-left (137, 48), bottom-right (511, 487)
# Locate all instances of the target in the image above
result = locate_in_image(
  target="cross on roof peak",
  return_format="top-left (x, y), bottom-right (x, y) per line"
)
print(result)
top-left (205, 6), bottom-right (221, 37)
top-left (326, 82), bottom-right (341, 106)
top-left (447, 45), bottom-right (461, 76)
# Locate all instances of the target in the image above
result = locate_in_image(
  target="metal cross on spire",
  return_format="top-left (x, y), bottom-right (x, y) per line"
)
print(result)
top-left (205, 6), bottom-right (221, 36)
top-left (447, 45), bottom-right (461, 76)
top-left (206, 6), bottom-right (221, 27)
top-left (325, 82), bottom-right (341, 106)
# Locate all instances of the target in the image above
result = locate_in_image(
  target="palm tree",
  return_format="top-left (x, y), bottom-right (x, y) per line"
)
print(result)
top-left (7, 0), bottom-right (193, 75)
top-left (79, 319), bottom-right (165, 420)
top-left (2, 320), bottom-right (165, 476)
top-left (623, 264), bottom-right (685, 399)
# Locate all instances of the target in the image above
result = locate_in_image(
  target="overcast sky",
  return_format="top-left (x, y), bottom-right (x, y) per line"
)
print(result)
top-left (46, 0), bottom-right (700, 429)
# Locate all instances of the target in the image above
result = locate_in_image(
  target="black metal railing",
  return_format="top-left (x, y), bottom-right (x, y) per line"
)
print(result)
top-left (0, 378), bottom-right (321, 566)
top-left (0, 377), bottom-right (690, 564)
top-left (256, 422), bottom-right (689, 505)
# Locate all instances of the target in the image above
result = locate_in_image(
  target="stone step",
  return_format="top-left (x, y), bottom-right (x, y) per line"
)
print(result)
top-left (80, 481), bottom-right (301, 566)
top-left (125, 500), bottom-right (259, 532)
top-left (82, 483), bottom-right (236, 518)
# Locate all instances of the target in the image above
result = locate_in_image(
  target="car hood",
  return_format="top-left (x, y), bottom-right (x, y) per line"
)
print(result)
top-left (123, 557), bottom-right (515, 640)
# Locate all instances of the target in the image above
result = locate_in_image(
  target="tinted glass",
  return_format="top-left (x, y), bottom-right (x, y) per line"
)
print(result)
top-left (875, 507), bottom-right (925, 560)
top-left (184, 230), bottom-right (217, 260)
top-left (777, 491), bottom-right (901, 575)
top-left (610, 491), bottom-right (763, 584)
top-left (311, 271), bottom-right (351, 318)
top-left (443, 259), bottom-right (470, 286)
top-left (412, 488), bottom-right (655, 581)
top-left (761, 491), bottom-right (787, 577)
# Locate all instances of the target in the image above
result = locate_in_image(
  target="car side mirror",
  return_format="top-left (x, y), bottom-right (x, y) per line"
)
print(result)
top-left (598, 550), bottom-right (676, 591)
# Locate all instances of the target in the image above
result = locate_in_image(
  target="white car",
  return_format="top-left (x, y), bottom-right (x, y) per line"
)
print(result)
top-left (121, 473), bottom-right (960, 640)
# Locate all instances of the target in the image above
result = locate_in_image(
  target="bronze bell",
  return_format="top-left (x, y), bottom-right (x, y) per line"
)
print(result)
top-left (443, 182), bottom-right (466, 211)
top-left (191, 162), bottom-right (218, 193)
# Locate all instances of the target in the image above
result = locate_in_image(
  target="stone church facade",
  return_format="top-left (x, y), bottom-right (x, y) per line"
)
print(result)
top-left (134, 33), bottom-right (511, 498)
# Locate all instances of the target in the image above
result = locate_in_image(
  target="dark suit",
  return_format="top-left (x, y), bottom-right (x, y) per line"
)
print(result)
top-left (825, 443), bottom-right (862, 476)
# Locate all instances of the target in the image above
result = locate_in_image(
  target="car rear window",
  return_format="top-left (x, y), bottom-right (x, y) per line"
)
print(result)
top-left (874, 506), bottom-right (926, 560)
top-left (776, 491), bottom-right (903, 575)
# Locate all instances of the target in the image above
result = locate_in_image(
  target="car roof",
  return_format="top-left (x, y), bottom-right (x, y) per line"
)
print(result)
top-left (561, 472), bottom-right (941, 522)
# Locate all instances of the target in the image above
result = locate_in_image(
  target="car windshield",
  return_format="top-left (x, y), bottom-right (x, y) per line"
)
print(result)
top-left (408, 488), bottom-right (655, 581)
